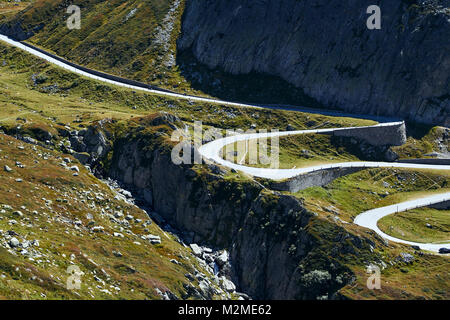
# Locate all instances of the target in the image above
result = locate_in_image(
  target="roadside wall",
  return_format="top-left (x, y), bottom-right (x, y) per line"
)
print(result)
top-left (397, 159), bottom-right (450, 165)
top-left (430, 201), bottom-right (450, 210)
top-left (324, 122), bottom-right (407, 147)
top-left (270, 167), bottom-right (364, 193)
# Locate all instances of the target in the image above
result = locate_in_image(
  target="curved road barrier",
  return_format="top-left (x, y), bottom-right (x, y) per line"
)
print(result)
top-left (1, 34), bottom-right (448, 253)
top-left (198, 124), bottom-right (450, 180)
top-left (199, 125), bottom-right (450, 252)
top-left (354, 194), bottom-right (450, 252)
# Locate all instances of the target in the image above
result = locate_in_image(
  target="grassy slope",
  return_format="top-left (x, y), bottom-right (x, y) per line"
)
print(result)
top-left (0, 0), bottom-right (339, 107)
top-left (341, 250), bottom-right (449, 300)
top-left (3, 0), bottom-right (447, 145)
top-left (273, 134), bottom-right (360, 169)
top-left (223, 127), bottom-right (450, 169)
top-left (0, 28), bottom-right (448, 300)
top-left (0, 0), bottom-right (31, 23)
top-left (5, 0), bottom-right (193, 90)
top-left (0, 41), bottom-right (377, 136)
top-left (290, 168), bottom-right (450, 223)
top-left (223, 133), bottom-right (363, 169)
top-left (0, 133), bottom-right (221, 300)
top-left (292, 168), bottom-right (450, 299)
top-left (392, 126), bottom-right (449, 159)
top-left (378, 207), bottom-right (449, 244)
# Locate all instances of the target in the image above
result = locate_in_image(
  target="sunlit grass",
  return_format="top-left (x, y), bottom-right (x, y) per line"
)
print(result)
top-left (378, 207), bottom-right (449, 244)
top-left (290, 168), bottom-right (450, 222)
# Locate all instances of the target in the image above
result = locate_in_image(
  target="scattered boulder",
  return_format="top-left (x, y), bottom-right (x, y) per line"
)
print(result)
top-left (148, 235), bottom-right (161, 245)
top-left (185, 273), bottom-right (195, 281)
top-left (398, 252), bottom-right (415, 264)
top-left (9, 237), bottom-right (20, 248)
top-left (215, 251), bottom-right (229, 267)
top-left (112, 250), bottom-right (123, 257)
top-left (384, 149), bottom-right (399, 162)
top-left (151, 112), bottom-right (184, 130)
top-left (69, 125), bottom-right (111, 160)
top-left (221, 277), bottom-right (236, 293)
top-left (170, 259), bottom-right (181, 265)
top-left (190, 243), bottom-right (203, 256)
top-left (92, 226), bottom-right (105, 233)
top-left (73, 152), bottom-right (90, 165)
top-left (12, 211), bottom-right (23, 218)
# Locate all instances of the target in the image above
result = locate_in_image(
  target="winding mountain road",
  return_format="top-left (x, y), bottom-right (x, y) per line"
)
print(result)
top-left (0, 34), bottom-right (448, 253)
top-left (0, 34), bottom-right (398, 123)
top-left (199, 125), bottom-right (450, 252)
top-left (354, 194), bottom-right (450, 252)
top-left (198, 123), bottom-right (450, 180)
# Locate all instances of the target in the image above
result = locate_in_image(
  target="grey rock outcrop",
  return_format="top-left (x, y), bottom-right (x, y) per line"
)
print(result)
top-left (68, 123), bottom-right (112, 164)
top-left (0, 22), bottom-right (34, 41)
top-left (54, 113), bottom-right (385, 299)
top-left (179, 0), bottom-right (450, 126)
top-left (110, 138), bottom-right (260, 247)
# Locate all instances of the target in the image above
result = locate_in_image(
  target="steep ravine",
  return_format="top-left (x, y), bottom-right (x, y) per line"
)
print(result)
top-left (179, 0), bottom-right (449, 126)
top-left (101, 114), bottom-right (383, 299)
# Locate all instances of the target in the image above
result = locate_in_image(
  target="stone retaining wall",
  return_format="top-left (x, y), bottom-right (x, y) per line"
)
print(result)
top-left (397, 159), bottom-right (450, 165)
top-left (430, 200), bottom-right (450, 210)
top-left (270, 167), bottom-right (364, 193)
top-left (324, 122), bottom-right (407, 147)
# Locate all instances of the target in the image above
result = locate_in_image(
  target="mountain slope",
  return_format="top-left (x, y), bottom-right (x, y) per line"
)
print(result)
top-left (1, 0), bottom-right (190, 91)
top-left (2, 0), bottom-right (448, 125)
top-left (0, 36), bottom-right (449, 300)
top-left (0, 132), bottom-right (230, 299)
top-left (178, 0), bottom-right (450, 126)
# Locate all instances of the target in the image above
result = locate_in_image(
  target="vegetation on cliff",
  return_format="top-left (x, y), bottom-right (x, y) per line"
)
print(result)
top-left (0, 6), bottom-right (448, 300)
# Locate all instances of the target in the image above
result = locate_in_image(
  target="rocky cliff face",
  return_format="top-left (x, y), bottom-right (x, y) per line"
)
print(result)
top-left (105, 114), bottom-right (380, 299)
top-left (179, 0), bottom-right (450, 126)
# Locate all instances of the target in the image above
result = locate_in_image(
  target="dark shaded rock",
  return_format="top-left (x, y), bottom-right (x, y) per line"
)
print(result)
top-left (105, 114), bottom-right (385, 299)
top-left (0, 22), bottom-right (34, 41)
top-left (179, 0), bottom-right (449, 126)
top-left (151, 112), bottom-right (185, 130)
top-left (73, 152), bottom-right (91, 165)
